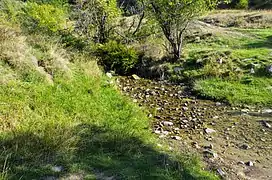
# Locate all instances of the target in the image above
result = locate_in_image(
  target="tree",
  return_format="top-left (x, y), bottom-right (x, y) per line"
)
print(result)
top-left (74, 0), bottom-right (120, 44)
top-left (149, 0), bottom-right (218, 61)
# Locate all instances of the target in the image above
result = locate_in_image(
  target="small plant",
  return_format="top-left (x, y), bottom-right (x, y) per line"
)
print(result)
top-left (235, 0), bottom-right (249, 9)
top-left (95, 41), bottom-right (139, 75)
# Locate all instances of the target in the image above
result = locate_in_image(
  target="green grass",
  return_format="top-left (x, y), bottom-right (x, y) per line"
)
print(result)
top-left (0, 66), bottom-right (218, 180)
top-left (0, 1), bottom-right (218, 178)
top-left (180, 26), bottom-right (272, 106)
top-left (194, 77), bottom-right (272, 106)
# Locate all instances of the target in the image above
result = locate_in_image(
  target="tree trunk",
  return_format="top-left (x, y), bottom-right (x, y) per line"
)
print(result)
top-left (171, 35), bottom-right (183, 62)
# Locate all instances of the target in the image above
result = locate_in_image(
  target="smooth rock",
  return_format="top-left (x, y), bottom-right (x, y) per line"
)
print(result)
top-left (132, 74), bottom-right (141, 80)
top-left (241, 109), bottom-right (249, 113)
top-left (162, 121), bottom-right (174, 126)
top-left (106, 72), bottom-right (113, 78)
top-left (217, 168), bottom-right (225, 177)
top-left (205, 128), bottom-right (216, 134)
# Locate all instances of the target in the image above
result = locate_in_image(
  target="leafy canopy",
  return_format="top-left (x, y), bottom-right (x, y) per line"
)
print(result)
top-left (148, 0), bottom-right (218, 60)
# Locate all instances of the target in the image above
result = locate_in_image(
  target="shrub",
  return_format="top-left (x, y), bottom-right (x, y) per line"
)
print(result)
top-left (0, 0), bottom-right (24, 23)
top-left (235, 0), bottom-right (249, 9)
top-left (95, 41), bottom-right (139, 75)
top-left (24, 2), bottom-right (68, 33)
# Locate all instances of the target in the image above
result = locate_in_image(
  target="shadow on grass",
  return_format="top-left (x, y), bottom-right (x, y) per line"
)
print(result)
top-left (0, 124), bottom-right (216, 180)
top-left (245, 35), bottom-right (272, 49)
top-left (0, 132), bottom-right (68, 180)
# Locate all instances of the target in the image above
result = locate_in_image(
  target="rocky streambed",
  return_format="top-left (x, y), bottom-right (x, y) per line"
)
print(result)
top-left (117, 76), bottom-right (272, 180)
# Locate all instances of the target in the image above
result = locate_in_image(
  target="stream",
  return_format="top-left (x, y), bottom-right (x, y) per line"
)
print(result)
top-left (117, 76), bottom-right (272, 180)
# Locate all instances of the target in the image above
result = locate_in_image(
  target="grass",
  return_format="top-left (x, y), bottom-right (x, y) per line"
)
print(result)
top-left (195, 77), bottom-right (272, 106)
top-left (0, 2), bottom-right (218, 179)
top-left (202, 9), bottom-right (272, 28)
top-left (0, 68), bottom-right (218, 180)
top-left (177, 17), bottom-right (272, 106)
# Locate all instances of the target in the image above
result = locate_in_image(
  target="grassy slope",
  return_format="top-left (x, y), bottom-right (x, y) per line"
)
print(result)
top-left (0, 2), bottom-right (218, 180)
top-left (179, 11), bottom-right (272, 106)
top-left (0, 70), bottom-right (217, 180)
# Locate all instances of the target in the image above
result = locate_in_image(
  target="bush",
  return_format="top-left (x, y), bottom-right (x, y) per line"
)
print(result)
top-left (235, 0), bottom-right (249, 9)
top-left (95, 41), bottom-right (139, 75)
top-left (24, 2), bottom-right (68, 33)
top-left (0, 0), bottom-right (24, 23)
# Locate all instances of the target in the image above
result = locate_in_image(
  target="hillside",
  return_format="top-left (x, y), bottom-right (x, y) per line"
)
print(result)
top-left (0, 0), bottom-right (218, 180)
top-left (1, 1), bottom-right (272, 180)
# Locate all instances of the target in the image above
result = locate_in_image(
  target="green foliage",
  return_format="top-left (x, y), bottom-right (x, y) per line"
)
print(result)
top-left (0, 0), bottom-right (24, 23)
top-left (95, 41), bottom-right (139, 74)
top-left (148, 0), bottom-right (218, 60)
top-left (74, 0), bottom-right (121, 43)
top-left (195, 77), bottom-right (272, 106)
top-left (27, 0), bottom-right (69, 7)
top-left (0, 67), bottom-right (218, 180)
top-left (24, 2), bottom-right (68, 33)
top-left (235, 0), bottom-right (249, 9)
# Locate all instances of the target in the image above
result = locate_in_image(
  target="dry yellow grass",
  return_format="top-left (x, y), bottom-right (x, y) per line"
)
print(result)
top-left (0, 21), bottom-right (75, 84)
top-left (202, 10), bottom-right (272, 28)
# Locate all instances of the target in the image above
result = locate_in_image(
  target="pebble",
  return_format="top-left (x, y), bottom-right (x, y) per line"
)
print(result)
top-left (162, 121), bottom-right (174, 126)
top-left (263, 121), bottom-right (271, 128)
top-left (245, 161), bottom-right (254, 166)
top-left (241, 109), bottom-right (249, 113)
top-left (217, 168), bottom-right (225, 177)
top-left (172, 136), bottom-right (182, 140)
top-left (237, 161), bottom-right (245, 165)
top-left (205, 128), bottom-right (216, 134)
top-left (106, 72), bottom-right (113, 78)
top-left (132, 74), bottom-right (141, 80)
